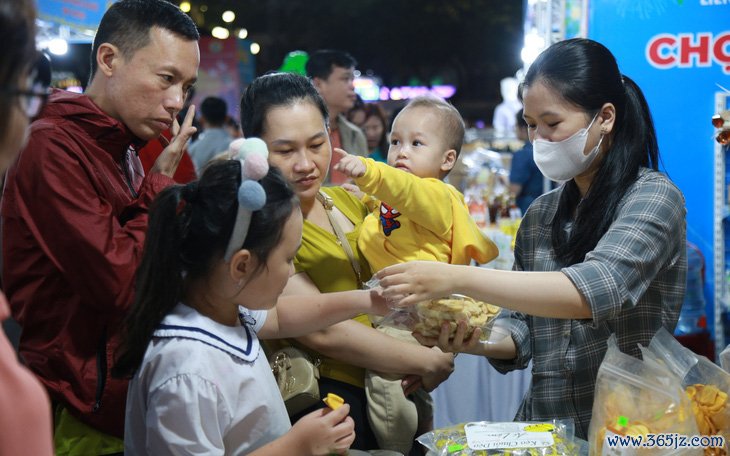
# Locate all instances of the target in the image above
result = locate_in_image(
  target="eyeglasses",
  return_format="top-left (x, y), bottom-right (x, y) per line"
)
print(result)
top-left (1, 53), bottom-right (52, 118)
top-left (12, 88), bottom-right (52, 118)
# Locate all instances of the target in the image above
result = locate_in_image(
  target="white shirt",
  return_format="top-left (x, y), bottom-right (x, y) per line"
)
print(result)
top-left (124, 303), bottom-right (291, 455)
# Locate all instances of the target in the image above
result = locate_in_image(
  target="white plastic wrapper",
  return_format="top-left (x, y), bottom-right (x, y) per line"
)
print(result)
top-left (721, 344), bottom-right (730, 374)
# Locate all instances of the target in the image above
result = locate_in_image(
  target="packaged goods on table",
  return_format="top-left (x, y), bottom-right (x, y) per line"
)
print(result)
top-left (417, 419), bottom-right (584, 455)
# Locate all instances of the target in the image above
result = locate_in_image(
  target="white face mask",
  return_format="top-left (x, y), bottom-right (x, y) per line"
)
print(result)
top-left (533, 114), bottom-right (603, 182)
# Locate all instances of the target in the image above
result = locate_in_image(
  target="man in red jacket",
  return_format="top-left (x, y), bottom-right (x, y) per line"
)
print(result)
top-left (0, 0), bottom-right (199, 451)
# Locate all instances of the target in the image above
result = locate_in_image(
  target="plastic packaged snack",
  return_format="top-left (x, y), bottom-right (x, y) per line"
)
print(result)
top-left (364, 277), bottom-right (508, 344)
top-left (640, 327), bottom-right (729, 455)
top-left (380, 294), bottom-right (507, 344)
top-left (411, 294), bottom-right (501, 338)
top-left (416, 419), bottom-right (584, 455)
top-left (588, 335), bottom-right (701, 455)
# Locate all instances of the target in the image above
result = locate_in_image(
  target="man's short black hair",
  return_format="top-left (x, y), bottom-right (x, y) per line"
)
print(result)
top-left (305, 50), bottom-right (357, 80)
top-left (200, 96), bottom-right (228, 126)
top-left (90, 0), bottom-right (199, 81)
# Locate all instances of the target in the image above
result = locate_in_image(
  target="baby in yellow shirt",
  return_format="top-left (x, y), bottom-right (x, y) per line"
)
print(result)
top-left (335, 95), bottom-right (498, 454)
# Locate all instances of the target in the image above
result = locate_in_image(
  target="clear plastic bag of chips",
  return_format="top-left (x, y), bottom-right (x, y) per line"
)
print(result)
top-left (364, 278), bottom-right (508, 344)
top-left (720, 344), bottom-right (729, 374)
top-left (378, 293), bottom-right (507, 343)
top-left (589, 335), bottom-right (701, 455)
top-left (641, 327), bottom-right (729, 455)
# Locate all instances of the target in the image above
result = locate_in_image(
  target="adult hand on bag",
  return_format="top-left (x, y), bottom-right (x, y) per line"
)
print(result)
top-left (413, 321), bottom-right (483, 355)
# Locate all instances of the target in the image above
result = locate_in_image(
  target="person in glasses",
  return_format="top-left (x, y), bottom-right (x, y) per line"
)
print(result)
top-left (1, 0), bottom-right (199, 453)
top-left (0, 53), bottom-right (50, 172)
top-left (0, 0), bottom-right (54, 454)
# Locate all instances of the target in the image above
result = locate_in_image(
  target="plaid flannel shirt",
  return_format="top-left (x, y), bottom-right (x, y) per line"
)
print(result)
top-left (490, 168), bottom-right (687, 438)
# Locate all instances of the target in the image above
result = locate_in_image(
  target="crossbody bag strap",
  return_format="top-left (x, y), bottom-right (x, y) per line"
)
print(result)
top-left (317, 191), bottom-right (363, 287)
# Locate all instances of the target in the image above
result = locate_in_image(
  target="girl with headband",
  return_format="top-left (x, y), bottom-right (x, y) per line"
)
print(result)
top-left (114, 139), bottom-right (387, 455)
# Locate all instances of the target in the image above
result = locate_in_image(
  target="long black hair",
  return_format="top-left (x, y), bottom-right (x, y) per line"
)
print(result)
top-left (240, 72), bottom-right (329, 138)
top-left (520, 38), bottom-right (659, 266)
top-left (113, 161), bottom-right (297, 378)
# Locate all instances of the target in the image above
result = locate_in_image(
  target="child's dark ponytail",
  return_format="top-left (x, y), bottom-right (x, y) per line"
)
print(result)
top-left (113, 160), bottom-right (297, 378)
top-left (112, 183), bottom-right (192, 378)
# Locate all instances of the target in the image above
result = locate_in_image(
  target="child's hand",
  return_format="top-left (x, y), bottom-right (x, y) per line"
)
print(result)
top-left (333, 148), bottom-right (366, 178)
top-left (289, 404), bottom-right (355, 455)
top-left (340, 182), bottom-right (365, 200)
top-left (368, 287), bottom-right (390, 316)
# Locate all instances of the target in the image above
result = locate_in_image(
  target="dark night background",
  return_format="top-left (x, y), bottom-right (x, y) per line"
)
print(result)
top-left (53, 1), bottom-right (525, 125)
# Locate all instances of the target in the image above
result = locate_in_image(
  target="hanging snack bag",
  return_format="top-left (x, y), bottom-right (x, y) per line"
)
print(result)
top-left (588, 335), bottom-right (700, 455)
top-left (641, 327), bottom-right (729, 455)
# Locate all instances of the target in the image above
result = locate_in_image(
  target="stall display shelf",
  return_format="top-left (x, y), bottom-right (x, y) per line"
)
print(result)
top-left (714, 90), bottom-right (729, 358)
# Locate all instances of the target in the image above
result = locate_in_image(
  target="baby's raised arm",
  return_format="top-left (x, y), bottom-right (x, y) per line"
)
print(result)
top-left (333, 147), bottom-right (366, 178)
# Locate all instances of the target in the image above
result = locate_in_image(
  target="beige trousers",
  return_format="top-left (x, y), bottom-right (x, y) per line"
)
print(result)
top-left (365, 325), bottom-right (433, 455)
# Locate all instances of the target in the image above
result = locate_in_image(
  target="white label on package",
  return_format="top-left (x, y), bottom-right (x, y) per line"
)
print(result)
top-left (464, 422), bottom-right (554, 449)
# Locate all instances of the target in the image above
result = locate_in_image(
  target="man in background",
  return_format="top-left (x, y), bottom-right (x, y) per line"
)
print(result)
top-left (187, 95), bottom-right (232, 174)
top-left (509, 109), bottom-right (544, 214)
top-left (307, 49), bottom-right (367, 184)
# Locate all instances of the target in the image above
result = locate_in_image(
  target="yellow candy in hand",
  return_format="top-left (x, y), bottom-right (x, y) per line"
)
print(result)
top-left (323, 393), bottom-right (345, 410)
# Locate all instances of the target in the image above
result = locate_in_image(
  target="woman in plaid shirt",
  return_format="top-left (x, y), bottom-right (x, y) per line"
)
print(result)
top-left (376, 38), bottom-right (686, 439)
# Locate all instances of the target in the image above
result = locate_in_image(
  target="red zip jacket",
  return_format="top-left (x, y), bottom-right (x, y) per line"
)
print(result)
top-left (1, 89), bottom-right (175, 437)
top-left (138, 129), bottom-right (197, 183)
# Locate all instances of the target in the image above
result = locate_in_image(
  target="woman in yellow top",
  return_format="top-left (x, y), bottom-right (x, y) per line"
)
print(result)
top-left (240, 72), bottom-right (456, 451)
